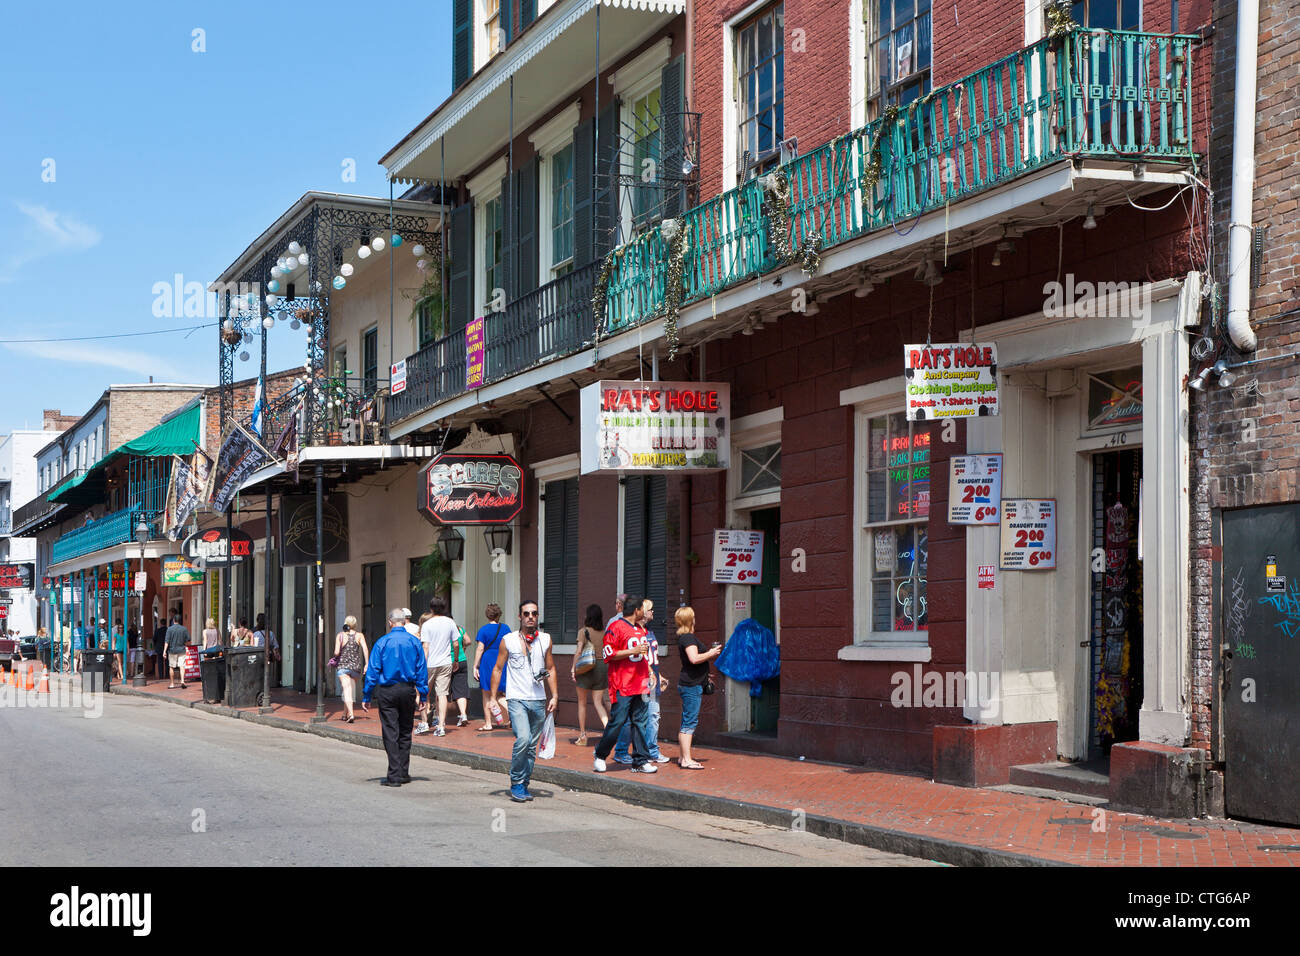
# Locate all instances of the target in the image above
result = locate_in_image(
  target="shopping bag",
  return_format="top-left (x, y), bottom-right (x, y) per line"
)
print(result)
top-left (538, 712), bottom-right (556, 759)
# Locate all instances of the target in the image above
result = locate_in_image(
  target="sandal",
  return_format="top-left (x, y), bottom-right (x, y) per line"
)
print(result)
top-left (575, 733), bottom-right (588, 746)
top-left (477, 724), bottom-right (493, 731)
top-left (679, 760), bottom-right (704, 770)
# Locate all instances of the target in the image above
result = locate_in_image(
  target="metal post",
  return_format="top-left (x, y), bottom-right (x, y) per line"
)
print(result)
top-left (78, 570), bottom-right (85, 673)
top-left (261, 488), bottom-right (273, 714)
top-left (312, 463), bottom-right (326, 721)
top-left (107, 560), bottom-right (115, 684)
top-left (120, 558), bottom-right (128, 687)
top-left (54, 579), bottom-right (62, 673)
top-left (225, 508), bottom-right (233, 640)
top-left (135, 538), bottom-right (147, 686)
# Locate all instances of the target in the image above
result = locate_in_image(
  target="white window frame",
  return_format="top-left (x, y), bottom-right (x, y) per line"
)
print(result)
top-left (467, 157), bottom-right (508, 316)
top-left (475, 0), bottom-right (501, 72)
top-left (721, 0), bottom-right (784, 192)
top-left (840, 378), bottom-right (933, 661)
top-left (530, 101), bottom-right (582, 279)
top-left (533, 453), bottom-right (580, 652)
top-left (609, 37), bottom-right (672, 239)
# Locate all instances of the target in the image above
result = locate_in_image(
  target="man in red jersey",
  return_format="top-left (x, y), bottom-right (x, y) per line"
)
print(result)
top-left (592, 594), bottom-right (656, 774)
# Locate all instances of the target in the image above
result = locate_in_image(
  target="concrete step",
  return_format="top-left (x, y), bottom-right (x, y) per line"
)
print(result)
top-left (990, 783), bottom-right (1109, 808)
top-left (1008, 761), bottom-right (1110, 799)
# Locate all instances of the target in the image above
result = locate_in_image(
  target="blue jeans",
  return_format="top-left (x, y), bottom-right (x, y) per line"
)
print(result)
top-left (615, 696), bottom-right (661, 760)
top-left (507, 698), bottom-right (547, 787)
top-left (595, 693), bottom-right (653, 765)
top-left (678, 684), bottom-right (703, 733)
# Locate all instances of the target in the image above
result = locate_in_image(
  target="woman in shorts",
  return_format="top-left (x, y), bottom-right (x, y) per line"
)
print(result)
top-left (333, 616), bottom-right (368, 723)
top-left (570, 604), bottom-right (609, 746)
top-left (675, 606), bottom-right (721, 769)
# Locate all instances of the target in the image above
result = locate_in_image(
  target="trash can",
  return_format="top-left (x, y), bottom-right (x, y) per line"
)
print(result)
top-left (80, 649), bottom-right (113, 693)
top-left (225, 646), bottom-right (265, 707)
top-left (200, 649), bottom-right (226, 703)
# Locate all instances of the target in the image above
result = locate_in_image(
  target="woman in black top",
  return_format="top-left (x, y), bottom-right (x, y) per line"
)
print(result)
top-left (675, 606), bottom-right (721, 769)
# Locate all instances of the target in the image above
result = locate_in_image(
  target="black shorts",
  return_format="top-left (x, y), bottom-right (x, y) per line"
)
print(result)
top-left (449, 666), bottom-right (469, 700)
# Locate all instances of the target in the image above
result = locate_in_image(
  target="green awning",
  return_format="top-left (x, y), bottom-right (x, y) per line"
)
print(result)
top-left (49, 404), bottom-right (200, 505)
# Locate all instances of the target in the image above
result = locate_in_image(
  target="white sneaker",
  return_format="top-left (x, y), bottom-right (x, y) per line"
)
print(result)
top-left (593, 757), bottom-right (607, 773)
top-left (632, 762), bottom-right (658, 774)
top-left (415, 722), bottom-right (430, 735)
top-left (433, 725), bottom-right (446, 737)
top-left (654, 755), bottom-right (670, 764)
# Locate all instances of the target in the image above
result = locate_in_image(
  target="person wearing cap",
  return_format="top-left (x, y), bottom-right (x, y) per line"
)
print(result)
top-left (402, 608), bottom-right (419, 638)
top-left (362, 608), bottom-right (429, 787)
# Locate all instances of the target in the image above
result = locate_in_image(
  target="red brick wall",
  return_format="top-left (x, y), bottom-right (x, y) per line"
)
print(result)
top-left (202, 369), bottom-right (300, 458)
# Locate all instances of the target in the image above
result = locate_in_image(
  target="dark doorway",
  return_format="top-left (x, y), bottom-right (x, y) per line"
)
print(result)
top-left (363, 562), bottom-right (387, 647)
top-left (1222, 503), bottom-right (1300, 826)
top-left (1087, 449), bottom-right (1143, 759)
top-left (749, 506), bottom-right (781, 734)
top-left (292, 567), bottom-right (308, 692)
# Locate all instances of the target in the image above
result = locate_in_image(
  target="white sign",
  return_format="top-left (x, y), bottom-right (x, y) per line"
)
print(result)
top-left (977, 565), bottom-right (996, 590)
top-left (391, 359), bottom-right (407, 395)
top-left (712, 529), bottom-right (764, 584)
top-left (133, 571), bottom-right (148, 593)
top-left (948, 454), bottom-right (1003, 524)
top-left (904, 343), bottom-right (999, 420)
top-left (580, 380), bottom-right (730, 474)
top-left (1000, 499), bottom-right (1057, 570)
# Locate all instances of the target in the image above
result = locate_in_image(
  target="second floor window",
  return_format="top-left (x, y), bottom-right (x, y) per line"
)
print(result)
top-left (417, 298), bottom-right (441, 348)
top-left (868, 0), bottom-right (932, 113)
top-left (362, 327), bottom-right (378, 396)
top-left (631, 87), bottom-right (662, 225)
top-left (551, 143), bottom-right (574, 276)
top-left (736, 3), bottom-right (784, 179)
top-left (485, 0), bottom-right (502, 57)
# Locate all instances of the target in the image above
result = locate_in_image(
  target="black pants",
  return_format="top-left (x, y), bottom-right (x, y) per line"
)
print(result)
top-left (375, 682), bottom-right (416, 782)
top-left (153, 641), bottom-right (166, 675)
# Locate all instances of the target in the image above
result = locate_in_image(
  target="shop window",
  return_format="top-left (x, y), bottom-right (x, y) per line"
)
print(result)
top-left (866, 0), bottom-right (932, 117)
top-left (738, 441), bottom-right (781, 497)
top-left (1086, 367), bottom-right (1142, 430)
top-left (735, 3), bottom-right (785, 179)
top-left (623, 476), bottom-right (666, 625)
top-left (859, 410), bottom-right (929, 637)
top-left (541, 477), bottom-right (579, 642)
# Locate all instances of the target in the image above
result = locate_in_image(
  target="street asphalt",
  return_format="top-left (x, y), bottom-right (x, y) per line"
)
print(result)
top-left (0, 691), bottom-right (939, 867)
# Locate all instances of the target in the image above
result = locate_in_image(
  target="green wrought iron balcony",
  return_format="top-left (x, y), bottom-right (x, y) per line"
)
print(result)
top-left (52, 509), bottom-right (153, 565)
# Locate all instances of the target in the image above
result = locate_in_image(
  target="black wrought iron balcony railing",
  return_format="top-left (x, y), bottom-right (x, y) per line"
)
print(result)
top-left (251, 376), bottom-right (388, 450)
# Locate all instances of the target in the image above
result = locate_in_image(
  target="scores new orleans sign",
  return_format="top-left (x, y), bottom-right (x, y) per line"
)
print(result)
top-left (418, 453), bottom-right (524, 526)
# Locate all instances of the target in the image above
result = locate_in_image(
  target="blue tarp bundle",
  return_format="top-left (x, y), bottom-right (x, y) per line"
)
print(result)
top-left (716, 618), bottom-right (780, 696)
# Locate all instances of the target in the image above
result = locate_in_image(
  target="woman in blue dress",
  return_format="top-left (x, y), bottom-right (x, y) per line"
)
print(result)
top-left (472, 603), bottom-right (509, 730)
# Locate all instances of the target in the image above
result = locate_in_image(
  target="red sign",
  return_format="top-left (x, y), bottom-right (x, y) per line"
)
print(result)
top-left (977, 565), bottom-right (996, 590)
top-left (0, 563), bottom-right (35, 590)
top-left (418, 453), bottom-right (524, 527)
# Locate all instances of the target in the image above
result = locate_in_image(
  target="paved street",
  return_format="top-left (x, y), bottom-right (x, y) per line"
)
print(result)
top-left (0, 693), bottom-right (937, 867)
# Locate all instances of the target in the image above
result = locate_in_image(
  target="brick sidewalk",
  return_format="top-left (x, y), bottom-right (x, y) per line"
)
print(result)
top-left (100, 676), bottom-right (1300, 867)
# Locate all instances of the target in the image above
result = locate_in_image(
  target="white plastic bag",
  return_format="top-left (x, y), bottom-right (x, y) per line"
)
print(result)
top-left (538, 712), bottom-right (556, 759)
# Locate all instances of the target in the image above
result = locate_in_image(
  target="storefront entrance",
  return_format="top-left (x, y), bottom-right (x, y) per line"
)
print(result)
top-left (1087, 448), bottom-right (1143, 759)
top-left (749, 506), bottom-right (780, 733)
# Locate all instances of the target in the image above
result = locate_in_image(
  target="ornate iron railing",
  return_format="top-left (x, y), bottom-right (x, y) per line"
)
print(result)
top-left (52, 508), bottom-right (152, 565)
top-left (252, 376), bottom-right (387, 449)
top-left (390, 29), bottom-right (1195, 426)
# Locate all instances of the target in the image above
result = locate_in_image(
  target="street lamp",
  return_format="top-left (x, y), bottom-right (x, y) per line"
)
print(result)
top-left (133, 518), bottom-right (149, 686)
top-left (483, 525), bottom-right (512, 555)
top-left (436, 526), bottom-right (465, 563)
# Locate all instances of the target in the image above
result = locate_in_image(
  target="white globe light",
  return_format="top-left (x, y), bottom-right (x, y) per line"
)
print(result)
top-left (285, 256), bottom-right (298, 270)
top-left (222, 319), bottom-right (233, 331)
top-left (299, 252), bottom-right (309, 266)
top-left (288, 241), bottom-right (303, 255)
top-left (266, 294), bottom-right (278, 307)
top-left (372, 237), bottom-right (386, 252)
top-left (412, 244), bottom-right (425, 256)
top-left (239, 351), bottom-right (250, 362)
top-left (270, 266), bottom-right (283, 279)
top-left (262, 317), bottom-right (274, 330)
top-left (357, 246), bottom-right (371, 259)
top-left (341, 263), bottom-right (354, 276)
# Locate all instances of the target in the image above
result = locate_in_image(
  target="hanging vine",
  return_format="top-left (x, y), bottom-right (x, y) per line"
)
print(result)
top-left (1045, 0), bottom-right (1077, 41)
top-left (590, 248), bottom-right (619, 341)
top-left (658, 217), bottom-right (690, 360)
top-left (760, 169), bottom-right (823, 276)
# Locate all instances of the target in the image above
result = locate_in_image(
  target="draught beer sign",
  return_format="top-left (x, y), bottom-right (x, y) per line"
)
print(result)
top-left (999, 499), bottom-right (1057, 570)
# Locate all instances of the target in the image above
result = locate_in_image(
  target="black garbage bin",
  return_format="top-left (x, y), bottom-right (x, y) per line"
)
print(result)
top-left (200, 649), bottom-right (226, 703)
top-left (80, 649), bottom-right (112, 693)
top-left (225, 646), bottom-right (264, 707)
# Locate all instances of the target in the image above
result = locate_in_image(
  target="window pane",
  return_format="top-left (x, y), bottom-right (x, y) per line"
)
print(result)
top-left (917, 10), bottom-right (932, 70)
top-left (757, 13), bottom-right (772, 60)
top-left (1121, 0), bottom-right (1139, 29)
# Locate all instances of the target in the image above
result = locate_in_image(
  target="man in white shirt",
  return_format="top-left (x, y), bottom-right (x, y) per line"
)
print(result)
top-left (402, 608), bottom-right (420, 637)
top-left (488, 599), bottom-right (557, 802)
top-left (419, 597), bottom-right (458, 736)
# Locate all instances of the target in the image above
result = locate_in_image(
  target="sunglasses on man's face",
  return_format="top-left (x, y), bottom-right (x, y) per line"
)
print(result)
top-left (521, 610), bottom-right (539, 617)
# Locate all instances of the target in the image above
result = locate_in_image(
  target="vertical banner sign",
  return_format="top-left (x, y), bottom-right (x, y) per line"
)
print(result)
top-left (210, 425), bottom-right (273, 513)
top-left (903, 343), bottom-right (999, 420)
top-left (711, 530), bottom-right (765, 584)
top-left (948, 454), bottom-right (1003, 524)
top-left (465, 317), bottom-right (486, 390)
top-left (1000, 499), bottom-right (1057, 570)
top-left (391, 359), bottom-right (407, 395)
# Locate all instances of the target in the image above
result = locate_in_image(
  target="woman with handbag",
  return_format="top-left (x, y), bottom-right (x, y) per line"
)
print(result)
top-left (675, 606), bottom-right (720, 769)
top-left (472, 604), bottom-right (509, 731)
top-left (333, 616), bottom-right (369, 723)
top-left (570, 603), bottom-right (609, 746)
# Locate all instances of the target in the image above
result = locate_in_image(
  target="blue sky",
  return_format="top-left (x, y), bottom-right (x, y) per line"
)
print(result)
top-left (0, 1), bottom-right (450, 436)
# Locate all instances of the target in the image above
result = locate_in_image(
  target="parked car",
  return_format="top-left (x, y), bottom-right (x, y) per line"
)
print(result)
top-left (0, 637), bottom-right (19, 670)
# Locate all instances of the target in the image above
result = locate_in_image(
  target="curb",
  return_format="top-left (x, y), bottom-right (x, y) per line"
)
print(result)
top-left (109, 685), bottom-right (1063, 867)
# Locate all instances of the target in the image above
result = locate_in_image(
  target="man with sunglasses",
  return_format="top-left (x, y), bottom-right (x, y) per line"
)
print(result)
top-left (489, 600), bottom-right (557, 802)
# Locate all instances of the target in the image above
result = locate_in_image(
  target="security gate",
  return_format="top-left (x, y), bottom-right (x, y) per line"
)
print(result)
top-left (1221, 503), bottom-right (1300, 826)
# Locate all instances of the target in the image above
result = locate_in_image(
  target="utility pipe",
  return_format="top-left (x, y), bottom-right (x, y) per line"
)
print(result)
top-left (1227, 0), bottom-right (1260, 351)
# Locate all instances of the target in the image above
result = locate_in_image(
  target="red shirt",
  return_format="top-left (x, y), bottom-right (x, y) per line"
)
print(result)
top-left (603, 617), bottom-right (650, 702)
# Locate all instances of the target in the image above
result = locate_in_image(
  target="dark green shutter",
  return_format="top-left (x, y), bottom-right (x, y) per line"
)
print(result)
top-left (520, 0), bottom-right (536, 30)
top-left (572, 118), bottom-right (595, 268)
top-left (448, 202), bottom-right (473, 334)
top-left (623, 477), bottom-right (646, 602)
top-left (501, 0), bottom-right (513, 47)
top-left (453, 0), bottom-right (472, 88)
top-left (593, 99), bottom-right (621, 258)
top-left (543, 481), bottom-right (565, 638)
top-left (660, 55), bottom-right (686, 219)
top-left (516, 158), bottom-right (539, 295)
top-left (563, 478), bottom-right (579, 642)
top-left (499, 172), bottom-right (514, 302)
top-left (646, 476), bottom-right (667, 614)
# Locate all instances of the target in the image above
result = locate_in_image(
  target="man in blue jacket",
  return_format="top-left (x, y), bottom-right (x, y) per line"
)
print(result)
top-left (363, 608), bottom-right (429, 787)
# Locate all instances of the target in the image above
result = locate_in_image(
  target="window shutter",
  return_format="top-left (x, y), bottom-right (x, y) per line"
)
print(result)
top-left (623, 477), bottom-right (646, 597)
top-left (516, 158), bottom-right (540, 295)
top-left (593, 99), bottom-right (621, 258)
top-left (448, 202), bottom-right (474, 335)
top-left (520, 0), bottom-right (536, 30)
top-left (660, 55), bottom-right (686, 219)
top-left (452, 0), bottom-right (472, 88)
top-left (572, 118), bottom-right (595, 268)
top-left (501, 0), bottom-right (514, 47)
top-left (500, 172), bottom-right (515, 302)
top-left (563, 478), bottom-right (579, 642)
top-left (543, 482), bottom-right (565, 638)
top-left (646, 476), bottom-right (667, 614)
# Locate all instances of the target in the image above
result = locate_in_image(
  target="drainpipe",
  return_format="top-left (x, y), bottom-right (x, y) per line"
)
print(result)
top-left (1227, 0), bottom-right (1260, 352)
top-left (684, 0), bottom-right (694, 113)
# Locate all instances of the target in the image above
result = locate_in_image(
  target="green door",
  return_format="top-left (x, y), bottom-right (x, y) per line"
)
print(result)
top-left (749, 507), bottom-right (780, 733)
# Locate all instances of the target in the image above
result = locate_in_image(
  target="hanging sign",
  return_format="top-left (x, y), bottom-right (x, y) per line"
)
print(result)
top-left (134, 571), bottom-right (148, 593)
top-left (182, 528), bottom-right (253, 567)
top-left (948, 454), bottom-right (1003, 524)
top-left (999, 499), bottom-right (1057, 570)
top-left (465, 318), bottom-right (486, 390)
top-left (417, 453), bottom-right (524, 526)
top-left (580, 380), bottom-right (730, 474)
top-left (391, 359), bottom-right (408, 395)
top-left (162, 555), bottom-right (204, 587)
top-left (0, 563), bottom-right (35, 590)
top-left (711, 529), bottom-right (764, 584)
top-left (280, 494), bottom-right (351, 566)
top-left (209, 424), bottom-right (274, 514)
top-left (903, 344), bottom-right (999, 420)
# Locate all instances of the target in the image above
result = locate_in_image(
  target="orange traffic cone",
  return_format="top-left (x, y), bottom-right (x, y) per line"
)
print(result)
top-left (38, 668), bottom-right (49, 694)
top-left (23, 667), bottom-right (35, 691)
